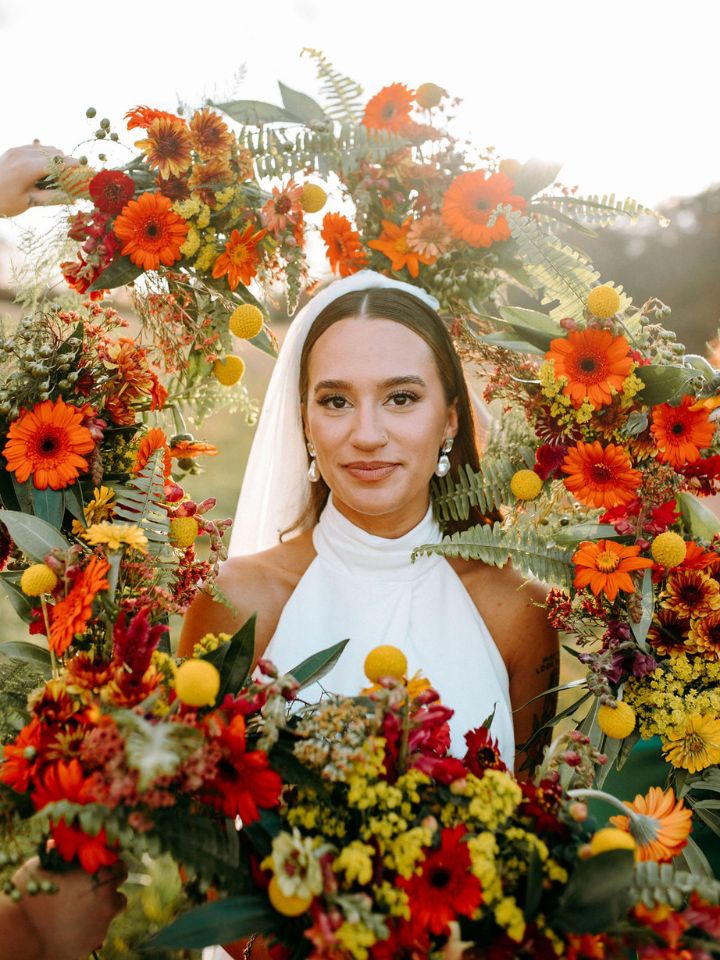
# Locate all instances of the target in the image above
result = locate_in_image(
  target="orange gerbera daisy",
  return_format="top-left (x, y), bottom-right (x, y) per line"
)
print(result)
top-left (321, 213), bottom-right (368, 277)
top-left (133, 427), bottom-right (171, 479)
top-left (610, 787), bottom-right (692, 862)
top-left (547, 330), bottom-right (633, 409)
top-left (168, 439), bottom-right (219, 459)
top-left (651, 394), bottom-right (716, 468)
top-left (687, 610), bottom-right (720, 660)
top-left (211, 224), bottom-right (266, 290)
top-left (369, 218), bottom-right (435, 278)
top-left (48, 556), bottom-right (110, 656)
top-left (562, 441), bottom-right (643, 508)
top-left (113, 193), bottom-right (189, 271)
top-left (135, 117), bottom-right (193, 179)
top-left (441, 170), bottom-right (526, 248)
top-left (661, 568), bottom-right (720, 620)
top-left (362, 83), bottom-right (414, 133)
top-left (572, 539), bottom-right (653, 602)
top-left (681, 540), bottom-right (720, 572)
top-left (189, 107), bottom-right (233, 159)
top-left (2, 398), bottom-right (94, 490)
top-left (125, 105), bottom-right (183, 131)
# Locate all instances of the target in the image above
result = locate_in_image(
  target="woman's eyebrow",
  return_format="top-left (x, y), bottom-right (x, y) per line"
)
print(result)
top-left (314, 375), bottom-right (427, 396)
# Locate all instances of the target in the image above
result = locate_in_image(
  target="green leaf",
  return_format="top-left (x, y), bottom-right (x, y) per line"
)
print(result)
top-left (88, 255), bottom-right (143, 292)
top-left (64, 483), bottom-right (84, 522)
top-left (301, 48), bottom-right (364, 123)
top-left (674, 835), bottom-right (715, 878)
top-left (215, 614), bottom-right (257, 702)
top-left (513, 158), bottom-right (563, 198)
top-left (677, 491), bottom-right (720, 541)
top-left (552, 849), bottom-right (634, 933)
top-left (287, 639), bottom-right (350, 690)
top-left (269, 738), bottom-right (330, 796)
top-left (630, 568), bottom-right (654, 651)
top-left (431, 459), bottom-right (518, 524)
top-left (215, 99), bottom-right (298, 125)
top-left (113, 450), bottom-right (170, 551)
top-left (498, 305), bottom-right (565, 338)
top-left (481, 331), bottom-right (545, 355)
top-left (635, 364), bottom-right (696, 406)
top-left (520, 691), bottom-right (593, 751)
top-left (30, 487), bottom-right (64, 529)
top-left (11, 476), bottom-right (33, 513)
top-left (523, 848), bottom-right (545, 921)
top-left (0, 510), bottom-right (70, 561)
top-left (278, 81), bottom-right (327, 122)
top-left (0, 576), bottom-right (35, 624)
top-left (115, 711), bottom-right (203, 791)
top-left (147, 895), bottom-right (277, 950)
top-left (0, 640), bottom-right (52, 673)
top-left (553, 523), bottom-right (618, 543)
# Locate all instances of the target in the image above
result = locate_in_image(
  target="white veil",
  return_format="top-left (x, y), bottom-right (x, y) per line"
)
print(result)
top-left (228, 270), bottom-right (441, 556)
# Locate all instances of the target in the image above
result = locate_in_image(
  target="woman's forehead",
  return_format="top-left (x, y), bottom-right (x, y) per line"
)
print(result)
top-left (307, 316), bottom-right (437, 380)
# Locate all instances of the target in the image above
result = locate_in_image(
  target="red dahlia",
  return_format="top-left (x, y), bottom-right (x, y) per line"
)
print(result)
top-left (89, 170), bottom-right (136, 214)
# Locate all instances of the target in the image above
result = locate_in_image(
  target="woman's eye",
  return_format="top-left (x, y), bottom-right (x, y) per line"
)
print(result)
top-left (388, 391), bottom-right (419, 407)
top-left (318, 395), bottom-right (349, 409)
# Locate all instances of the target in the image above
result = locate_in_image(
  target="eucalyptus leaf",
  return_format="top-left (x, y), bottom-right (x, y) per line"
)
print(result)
top-left (147, 896), bottom-right (277, 950)
top-left (30, 487), bottom-right (65, 529)
top-left (10, 476), bottom-right (33, 513)
top-left (88, 255), bottom-right (143, 292)
top-left (629, 569), bottom-right (654, 651)
top-left (552, 849), bottom-right (634, 932)
top-left (215, 99), bottom-right (298, 125)
top-left (513, 158), bottom-right (563, 198)
top-left (278, 81), bottom-right (327, 122)
top-left (498, 305), bottom-right (564, 337)
top-left (481, 331), bottom-right (544, 356)
top-left (673, 836), bottom-right (714, 878)
top-left (0, 577), bottom-right (35, 624)
top-left (635, 364), bottom-right (696, 406)
top-left (287, 638), bottom-right (349, 690)
top-left (0, 640), bottom-right (52, 673)
top-left (677, 491), bottom-right (720, 541)
top-left (523, 848), bottom-right (545, 920)
top-left (215, 614), bottom-right (257, 701)
top-left (64, 483), bottom-right (84, 522)
top-left (0, 510), bottom-right (70, 561)
top-left (552, 523), bottom-right (618, 544)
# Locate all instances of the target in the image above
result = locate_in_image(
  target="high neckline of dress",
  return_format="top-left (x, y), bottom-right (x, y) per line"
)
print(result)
top-left (312, 495), bottom-right (443, 581)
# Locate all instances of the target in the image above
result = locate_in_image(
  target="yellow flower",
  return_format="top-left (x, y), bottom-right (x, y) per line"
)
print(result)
top-left (333, 841), bottom-right (375, 886)
top-left (265, 828), bottom-right (324, 900)
top-left (651, 532), bottom-right (687, 568)
top-left (335, 921), bottom-right (377, 960)
top-left (415, 82), bottom-right (446, 109)
top-left (267, 876), bottom-right (312, 917)
top-left (174, 658), bottom-right (220, 707)
top-left (589, 827), bottom-right (636, 856)
top-left (196, 203), bottom-right (211, 229)
top-left (83, 522), bottom-right (148, 553)
top-left (215, 186), bottom-right (235, 208)
top-left (194, 243), bottom-right (217, 272)
top-left (494, 896), bottom-right (526, 942)
top-left (213, 355), bottom-right (245, 386)
top-left (170, 516), bottom-right (199, 549)
top-left (180, 226), bottom-right (201, 258)
top-left (301, 183), bottom-right (328, 213)
top-left (229, 304), bottom-right (264, 340)
top-left (662, 714), bottom-right (720, 773)
top-left (172, 198), bottom-right (201, 219)
top-left (587, 284), bottom-right (621, 319)
top-left (20, 563), bottom-right (58, 596)
top-left (191, 631), bottom-right (230, 658)
top-left (510, 469), bottom-right (542, 501)
top-left (364, 644), bottom-right (407, 682)
top-left (597, 701), bottom-right (636, 739)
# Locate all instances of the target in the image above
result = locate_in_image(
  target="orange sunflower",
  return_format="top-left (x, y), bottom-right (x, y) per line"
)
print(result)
top-left (562, 441), bottom-right (643, 508)
top-left (651, 394), bottom-right (716, 468)
top-left (189, 107), bottom-right (233, 159)
top-left (48, 556), bottom-right (110, 656)
top-left (441, 170), bottom-right (526, 248)
top-left (125, 105), bottom-right (183, 131)
top-left (2, 397), bottom-right (94, 490)
top-left (369, 218), bottom-right (435, 277)
top-left (135, 117), bottom-right (193, 179)
top-left (661, 568), bottom-right (720, 620)
top-left (321, 213), bottom-right (368, 277)
top-left (547, 330), bottom-right (633, 409)
top-left (572, 539), bottom-right (653, 602)
top-left (362, 83), bottom-right (414, 133)
top-left (113, 193), bottom-right (189, 271)
top-left (609, 787), bottom-right (692, 862)
top-left (211, 224), bottom-right (266, 290)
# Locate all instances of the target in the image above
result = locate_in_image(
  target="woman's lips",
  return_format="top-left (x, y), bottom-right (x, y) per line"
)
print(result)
top-left (342, 461), bottom-right (400, 482)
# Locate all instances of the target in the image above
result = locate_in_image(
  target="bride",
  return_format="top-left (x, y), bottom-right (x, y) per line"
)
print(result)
top-left (180, 270), bottom-right (557, 768)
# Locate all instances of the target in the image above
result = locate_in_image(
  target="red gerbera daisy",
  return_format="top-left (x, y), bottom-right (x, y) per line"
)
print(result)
top-left (89, 170), bottom-right (136, 215)
top-left (48, 556), bottom-right (111, 656)
top-left (651, 394), bottom-right (716, 468)
top-left (463, 726), bottom-right (507, 776)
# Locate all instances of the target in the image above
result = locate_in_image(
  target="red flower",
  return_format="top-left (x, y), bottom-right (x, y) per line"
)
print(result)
top-left (463, 726), bottom-right (507, 777)
top-left (534, 443), bottom-right (568, 481)
top-left (370, 920), bottom-right (431, 960)
top-left (398, 825), bottom-right (482, 936)
top-left (89, 170), bottom-right (136, 214)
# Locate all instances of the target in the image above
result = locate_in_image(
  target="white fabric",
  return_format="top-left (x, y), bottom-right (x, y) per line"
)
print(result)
top-left (228, 271), bottom-right (440, 556)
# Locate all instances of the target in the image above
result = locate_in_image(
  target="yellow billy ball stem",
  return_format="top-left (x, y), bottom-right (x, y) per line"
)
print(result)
top-left (587, 285), bottom-right (621, 320)
top-left (364, 645), bottom-right (408, 683)
top-left (597, 701), bottom-right (636, 740)
top-left (267, 876), bottom-right (312, 917)
top-left (589, 827), bottom-right (636, 857)
top-left (510, 469), bottom-right (543, 501)
top-left (213, 355), bottom-right (245, 386)
top-left (229, 304), bottom-right (264, 340)
top-left (174, 659), bottom-right (221, 707)
top-left (651, 531), bottom-right (687, 569)
top-left (20, 564), bottom-right (58, 597)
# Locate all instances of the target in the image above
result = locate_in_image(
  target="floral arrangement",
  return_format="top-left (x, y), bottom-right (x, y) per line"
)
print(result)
top-left (149, 646), bottom-right (720, 960)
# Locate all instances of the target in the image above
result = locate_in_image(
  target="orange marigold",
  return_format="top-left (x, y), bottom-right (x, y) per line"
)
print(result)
top-left (125, 105), bottom-right (183, 131)
top-left (321, 213), bottom-right (368, 277)
top-left (2, 398), bottom-right (94, 490)
top-left (113, 193), bottom-right (189, 271)
top-left (441, 170), bottom-right (526, 248)
top-left (661, 568), bottom-right (720, 620)
top-left (211, 224), bottom-right (266, 290)
top-left (562, 441), bottom-right (643, 509)
top-left (48, 556), bottom-right (110, 656)
top-left (189, 107), bottom-right (233, 159)
top-left (651, 394), bottom-right (716, 468)
top-left (369, 218), bottom-right (435, 278)
top-left (133, 427), bottom-right (171, 479)
top-left (547, 329), bottom-right (633, 409)
top-left (362, 83), bottom-right (414, 133)
top-left (610, 787), bottom-right (692, 862)
top-left (572, 539), bottom-right (653, 602)
top-left (135, 117), bottom-right (193, 179)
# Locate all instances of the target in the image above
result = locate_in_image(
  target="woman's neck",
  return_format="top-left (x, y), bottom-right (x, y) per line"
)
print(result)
top-left (330, 493), bottom-right (431, 539)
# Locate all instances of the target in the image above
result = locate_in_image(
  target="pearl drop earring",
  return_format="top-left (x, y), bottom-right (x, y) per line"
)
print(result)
top-left (434, 438), bottom-right (454, 478)
top-left (307, 441), bottom-right (320, 483)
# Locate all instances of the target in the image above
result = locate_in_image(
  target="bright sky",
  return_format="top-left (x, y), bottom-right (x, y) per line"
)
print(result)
top-left (0, 0), bottom-right (717, 249)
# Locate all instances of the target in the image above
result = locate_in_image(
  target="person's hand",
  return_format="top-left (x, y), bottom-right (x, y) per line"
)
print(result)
top-left (12, 857), bottom-right (127, 960)
top-left (0, 143), bottom-right (78, 217)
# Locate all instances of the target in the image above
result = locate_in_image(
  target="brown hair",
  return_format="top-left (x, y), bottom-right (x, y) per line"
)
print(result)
top-left (292, 287), bottom-right (483, 535)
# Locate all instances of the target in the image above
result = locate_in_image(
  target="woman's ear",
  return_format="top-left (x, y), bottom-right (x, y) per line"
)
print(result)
top-left (301, 404), bottom-right (310, 445)
top-left (447, 399), bottom-right (459, 439)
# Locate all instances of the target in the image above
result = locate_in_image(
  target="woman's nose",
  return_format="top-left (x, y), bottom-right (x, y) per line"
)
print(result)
top-left (350, 403), bottom-right (388, 449)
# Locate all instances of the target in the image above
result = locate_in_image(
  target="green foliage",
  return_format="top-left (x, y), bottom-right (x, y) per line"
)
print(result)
top-left (635, 363), bottom-right (699, 405)
top-left (0, 653), bottom-right (47, 743)
top-left (148, 895), bottom-right (276, 950)
top-left (677, 491), bottom-right (720, 541)
top-left (531, 193), bottom-right (668, 229)
top-left (113, 450), bottom-right (170, 553)
top-left (30, 486), bottom-right (64, 529)
top-left (88, 255), bottom-right (143, 292)
top-left (286, 638), bottom-right (350, 690)
top-left (200, 614), bottom-right (256, 702)
top-left (631, 860), bottom-right (720, 909)
top-left (301, 48), bottom-right (365, 123)
top-left (431, 459), bottom-right (518, 524)
top-left (413, 521), bottom-right (574, 589)
top-left (0, 509), bottom-right (70, 561)
top-left (552, 849), bottom-right (634, 933)
top-left (114, 711), bottom-right (203, 791)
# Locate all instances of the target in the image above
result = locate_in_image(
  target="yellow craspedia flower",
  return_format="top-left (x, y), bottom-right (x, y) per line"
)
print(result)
top-left (589, 827), bottom-right (636, 857)
top-left (20, 563), bottom-right (58, 597)
top-left (267, 875), bottom-right (312, 916)
top-left (587, 285), bottom-right (621, 319)
top-left (510, 469), bottom-right (542, 501)
top-left (174, 658), bottom-right (220, 707)
top-left (300, 183), bottom-right (328, 214)
top-left (364, 645), bottom-right (408, 683)
top-left (83, 522), bottom-right (148, 553)
top-left (229, 304), bottom-right (264, 340)
top-left (597, 701), bottom-right (636, 739)
top-left (651, 532), bottom-right (687, 569)
top-left (170, 516), bottom-right (200, 549)
top-left (415, 83), bottom-right (446, 109)
top-left (213, 355), bottom-right (245, 386)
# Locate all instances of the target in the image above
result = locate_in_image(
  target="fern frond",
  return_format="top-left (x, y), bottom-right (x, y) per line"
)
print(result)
top-left (113, 450), bottom-right (170, 553)
top-left (414, 522), bottom-right (574, 588)
top-left (533, 193), bottom-right (669, 228)
top-left (431, 459), bottom-right (518, 523)
top-left (506, 210), bottom-right (600, 322)
top-left (0, 654), bottom-right (46, 743)
top-left (301, 48), bottom-right (364, 123)
top-left (631, 860), bottom-right (720, 910)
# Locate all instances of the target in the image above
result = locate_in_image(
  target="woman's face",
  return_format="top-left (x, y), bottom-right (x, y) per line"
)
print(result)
top-left (303, 316), bottom-right (458, 536)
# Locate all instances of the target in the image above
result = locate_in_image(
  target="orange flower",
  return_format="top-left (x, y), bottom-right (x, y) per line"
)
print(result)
top-left (187, 157), bottom-right (233, 204)
top-left (113, 193), bottom-right (189, 271)
top-left (369, 218), bottom-right (435, 278)
top-left (572, 539), bottom-right (652, 602)
top-left (547, 330), bottom-right (633, 409)
top-left (189, 107), bottom-right (233, 159)
top-left (406, 215), bottom-right (453, 259)
top-left (362, 83), bottom-right (414, 133)
top-left (562, 441), bottom-right (643, 508)
top-left (661, 568), bottom-right (720, 620)
top-left (651, 394), bottom-right (716, 468)
top-left (0, 719), bottom-right (43, 792)
top-left (2, 398), bottom-right (94, 490)
top-left (647, 608), bottom-right (690, 657)
top-left (211, 224), bottom-right (266, 290)
top-left (125, 105), bottom-right (183, 131)
top-left (681, 540), bottom-right (720, 572)
top-left (610, 787), bottom-right (692, 862)
top-left (49, 556), bottom-right (110, 656)
top-left (168, 439), bottom-right (219, 459)
top-left (441, 170), bottom-right (526, 248)
top-left (686, 610), bottom-right (720, 660)
top-left (135, 117), bottom-right (193, 179)
top-left (133, 427), bottom-right (171, 479)
top-left (321, 213), bottom-right (368, 277)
